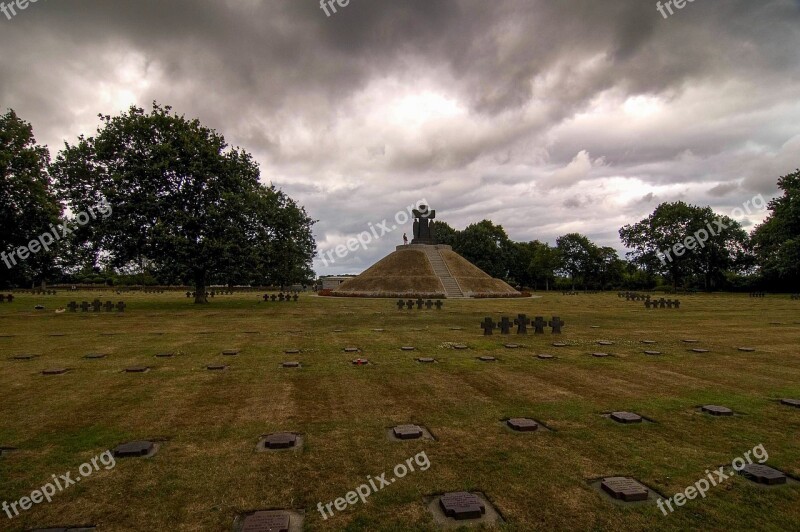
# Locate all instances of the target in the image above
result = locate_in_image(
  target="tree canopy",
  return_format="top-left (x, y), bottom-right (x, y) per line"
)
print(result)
top-left (0, 110), bottom-right (61, 288)
top-left (51, 104), bottom-right (315, 302)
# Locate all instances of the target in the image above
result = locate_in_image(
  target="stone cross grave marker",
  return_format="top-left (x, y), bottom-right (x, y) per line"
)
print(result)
top-left (480, 317), bottom-right (497, 336)
top-left (498, 317), bottom-right (512, 335)
top-left (549, 316), bottom-right (565, 334)
top-left (514, 314), bottom-right (530, 334)
top-left (533, 316), bottom-right (547, 334)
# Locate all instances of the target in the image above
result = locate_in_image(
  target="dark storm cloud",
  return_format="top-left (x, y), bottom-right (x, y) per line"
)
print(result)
top-left (2, 0), bottom-right (799, 274)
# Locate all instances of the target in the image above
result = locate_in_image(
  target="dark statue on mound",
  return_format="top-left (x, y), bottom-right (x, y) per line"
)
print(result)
top-left (412, 205), bottom-right (436, 244)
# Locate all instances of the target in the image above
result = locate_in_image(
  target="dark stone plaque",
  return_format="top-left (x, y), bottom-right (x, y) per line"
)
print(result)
top-left (507, 418), bottom-right (538, 432)
top-left (393, 424), bottom-right (423, 440)
top-left (439, 492), bottom-right (486, 520)
top-left (124, 366), bottom-right (149, 373)
top-left (702, 405), bottom-right (733, 416)
top-left (601, 477), bottom-right (649, 502)
top-left (42, 368), bottom-right (69, 375)
top-left (264, 433), bottom-right (297, 450)
top-left (610, 412), bottom-right (642, 424)
top-left (741, 464), bottom-right (787, 485)
top-left (114, 441), bottom-right (154, 458)
top-left (241, 511), bottom-right (290, 532)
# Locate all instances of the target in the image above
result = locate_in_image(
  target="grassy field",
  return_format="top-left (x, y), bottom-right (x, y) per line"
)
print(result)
top-left (1, 291), bottom-right (799, 531)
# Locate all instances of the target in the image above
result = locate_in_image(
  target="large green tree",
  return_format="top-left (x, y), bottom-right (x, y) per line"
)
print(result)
top-left (51, 104), bottom-right (316, 303)
top-left (555, 233), bottom-right (596, 289)
top-left (0, 110), bottom-right (62, 288)
top-left (452, 220), bottom-right (513, 279)
top-left (619, 201), bottom-right (749, 290)
top-left (751, 169), bottom-right (800, 290)
top-left (527, 240), bottom-right (560, 291)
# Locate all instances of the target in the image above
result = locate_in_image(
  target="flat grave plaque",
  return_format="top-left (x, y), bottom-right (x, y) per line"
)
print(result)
top-left (738, 347), bottom-right (756, 352)
top-left (537, 354), bottom-right (555, 360)
top-left (343, 347), bottom-right (360, 353)
top-left (690, 348), bottom-right (709, 353)
top-left (124, 366), bottom-right (150, 373)
top-left (417, 357), bottom-right (436, 363)
top-left (643, 350), bottom-right (662, 356)
top-left (241, 511), bottom-right (291, 532)
top-left (780, 398), bottom-right (800, 408)
top-left (592, 352), bottom-right (610, 358)
top-left (702, 405), bottom-right (733, 416)
top-left (439, 492), bottom-right (486, 521)
top-left (264, 433), bottom-right (297, 450)
top-left (601, 477), bottom-right (649, 502)
top-left (552, 342), bottom-right (567, 348)
top-left (114, 441), bottom-right (155, 458)
top-left (282, 362), bottom-right (301, 368)
top-left (222, 349), bottom-right (240, 356)
top-left (610, 412), bottom-right (643, 424)
top-left (478, 356), bottom-right (496, 362)
top-left (393, 424), bottom-right (424, 440)
top-left (741, 464), bottom-right (787, 485)
top-left (400, 346), bottom-right (416, 351)
top-left (507, 418), bottom-right (538, 432)
top-left (42, 368), bottom-right (69, 376)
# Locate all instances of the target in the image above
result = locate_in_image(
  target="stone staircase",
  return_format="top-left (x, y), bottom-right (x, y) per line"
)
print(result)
top-left (424, 247), bottom-right (465, 299)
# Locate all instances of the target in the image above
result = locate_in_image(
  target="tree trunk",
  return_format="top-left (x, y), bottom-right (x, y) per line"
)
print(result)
top-left (194, 271), bottom-right (208, 304)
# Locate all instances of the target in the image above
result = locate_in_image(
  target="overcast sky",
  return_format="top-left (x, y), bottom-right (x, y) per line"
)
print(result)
top-left (2, 0), bottom-right (799, 275)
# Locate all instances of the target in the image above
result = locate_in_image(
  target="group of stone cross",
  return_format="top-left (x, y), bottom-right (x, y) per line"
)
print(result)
top-left (750, 292), bottom-right (767, 298)
top-left (562, 291), bottom-right (578, 296)
top-left (142, 289), bottom-right (165, 294)
top-left (185, 290), bottom-right (235, 298)
top-left (619, 292), bottom-right (649, 301)
top-left (644, 298), bottom-right (681, 309)
top-left (67, 300), bottom-right (126, 313)
top-left (0, 294), bottom-right (15, 303)
top-left (29, 289), bottom-right (57, 295)
top-left (397, 299), bottom-right (444, 310)
top-left (263, 293), bottom-right (300, 302)
top-left (791, 294), bottom-right (800, 300)
top-left (481, 315), bottom-right (565, 335)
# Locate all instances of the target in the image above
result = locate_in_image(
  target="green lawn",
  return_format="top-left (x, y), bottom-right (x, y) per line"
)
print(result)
top-left (1, 291), bottom-right (799, 531)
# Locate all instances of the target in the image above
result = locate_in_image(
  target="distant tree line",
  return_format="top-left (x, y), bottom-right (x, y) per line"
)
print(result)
top-left (432, 171), bottom-right (799, 293)
top-left (1, 105), bottom-right (316, 303)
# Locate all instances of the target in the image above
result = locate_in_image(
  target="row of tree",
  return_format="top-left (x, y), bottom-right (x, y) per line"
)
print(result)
top-left (1, 105), bottom-right (317, 302)
top-left (431, 171), bottom-right (799, 292)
